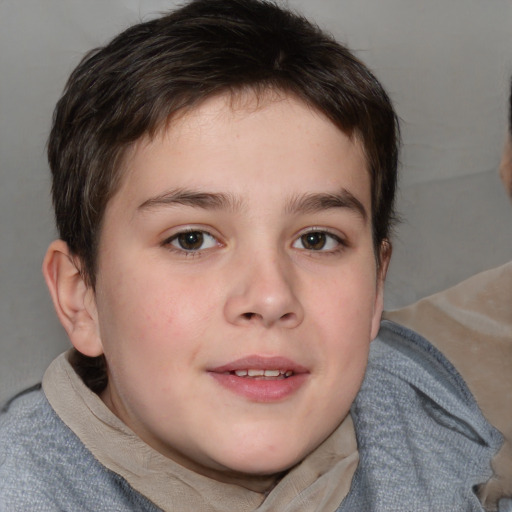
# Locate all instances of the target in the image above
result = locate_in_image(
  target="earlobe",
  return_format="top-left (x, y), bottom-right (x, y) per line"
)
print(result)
top-left (42, 240), bottom-right (104, 357)
top-left (370, 239), bottom-right (392, 340)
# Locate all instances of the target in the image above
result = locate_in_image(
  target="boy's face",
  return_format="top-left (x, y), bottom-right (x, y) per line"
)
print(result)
top-left (87, 92), bottom-right (386, 479)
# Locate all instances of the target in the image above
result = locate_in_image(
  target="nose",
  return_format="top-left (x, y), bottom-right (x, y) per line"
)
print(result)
top-left (224, 250), bottom-right (304, 329)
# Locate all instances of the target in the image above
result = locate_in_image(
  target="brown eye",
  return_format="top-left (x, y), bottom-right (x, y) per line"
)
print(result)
top-left (301, 232), bottom-right (326, 250)
top-left (167, 230), bottom-right (218, 252)
top-left (292, 230), bottom-right (343, 252)
top-left (177, 231), bottom-right (204, 250)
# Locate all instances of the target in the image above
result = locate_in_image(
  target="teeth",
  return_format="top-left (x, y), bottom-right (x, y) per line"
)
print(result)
top-left (233, 369), bottom-right (292, 378)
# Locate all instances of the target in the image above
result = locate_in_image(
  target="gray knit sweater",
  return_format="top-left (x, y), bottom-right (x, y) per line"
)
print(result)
top-left (0, 321), bottom-right (504, 511)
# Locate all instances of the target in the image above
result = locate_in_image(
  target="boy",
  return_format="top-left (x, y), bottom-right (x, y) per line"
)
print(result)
top-left (0, 0), bottom-right (502, 510)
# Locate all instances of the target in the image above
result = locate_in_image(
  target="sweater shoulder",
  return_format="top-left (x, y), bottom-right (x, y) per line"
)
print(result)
top-left (340, 321), bottom-right (503, 511)
top-left (369, 320), bottom-right (502, 448)
top-left (0, 387), bottom-right (161, 511)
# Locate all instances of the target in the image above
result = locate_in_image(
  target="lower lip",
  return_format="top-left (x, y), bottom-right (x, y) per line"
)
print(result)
top-left (209, 373), bottom-right (308, 402)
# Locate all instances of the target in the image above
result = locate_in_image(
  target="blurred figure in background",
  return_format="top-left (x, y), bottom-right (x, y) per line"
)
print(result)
top-left (386, 76), bottom-right (512, 511)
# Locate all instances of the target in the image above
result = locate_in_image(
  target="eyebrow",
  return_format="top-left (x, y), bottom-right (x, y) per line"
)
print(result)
top-left (285, 189), bottom-right (368, 222)
top-left (138, 188), bottom-right (242, 212)
top-left (137, 187), bottom-right (367, 222)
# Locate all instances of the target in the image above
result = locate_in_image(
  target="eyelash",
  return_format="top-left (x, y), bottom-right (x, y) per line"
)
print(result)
top-left (161, 227), bottom-right (347, 256)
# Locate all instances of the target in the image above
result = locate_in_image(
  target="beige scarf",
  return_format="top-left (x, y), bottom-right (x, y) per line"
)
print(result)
top-left (43, 353), bottom-right (358, 512)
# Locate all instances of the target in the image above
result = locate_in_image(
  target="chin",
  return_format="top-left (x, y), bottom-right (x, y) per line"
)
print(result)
top-left (217, 445), bottom-right (306, 476)
top-left (234, 460), bottom-right (295, 476)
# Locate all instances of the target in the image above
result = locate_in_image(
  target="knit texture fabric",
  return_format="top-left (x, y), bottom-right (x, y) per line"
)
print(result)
top-left (340, 320), bottom-right (503, 511)
top-left (0, 387), bottom-right (161, 511)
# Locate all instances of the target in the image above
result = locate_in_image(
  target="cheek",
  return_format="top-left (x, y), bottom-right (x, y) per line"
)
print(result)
top-left (304, 265), bottom-right (377, 387)
top-left (307, 266), bottom-right (378, 333)
top-left (96, 264), bottom-right (223, 373)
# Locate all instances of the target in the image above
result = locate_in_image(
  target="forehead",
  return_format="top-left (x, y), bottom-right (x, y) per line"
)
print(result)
top-left (113, 91), bottom-right (370, 213)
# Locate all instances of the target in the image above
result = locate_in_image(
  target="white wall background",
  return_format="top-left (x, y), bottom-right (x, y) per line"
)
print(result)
top-left (1, 0), bottom-right (511, 404)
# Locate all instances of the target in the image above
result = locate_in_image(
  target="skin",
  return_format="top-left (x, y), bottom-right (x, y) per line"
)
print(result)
top-left (44, 92), bottom-right (389, 489)
top-left (499, 134), bottom-right (512, 199)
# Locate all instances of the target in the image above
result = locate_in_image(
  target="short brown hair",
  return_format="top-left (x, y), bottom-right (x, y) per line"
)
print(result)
top-left (509, 75), bottom-right (512, 135)
top-left (48, 0), bottom-right (399, 286)
top-left (47, 0), bottom-right (400, 390)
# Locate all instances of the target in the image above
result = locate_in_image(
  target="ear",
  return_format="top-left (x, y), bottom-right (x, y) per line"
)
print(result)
top-left (42, 240), bottom-right (104, 357)
top-left (370, 239), bottom-right (392, 340)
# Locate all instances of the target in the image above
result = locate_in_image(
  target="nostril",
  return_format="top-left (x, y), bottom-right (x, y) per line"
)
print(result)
top-left (241, 311), bottom-right (295, 323)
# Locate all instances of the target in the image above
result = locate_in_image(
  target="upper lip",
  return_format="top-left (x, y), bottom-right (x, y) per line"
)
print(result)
top-left (209, 355), bottom-right (309, 374)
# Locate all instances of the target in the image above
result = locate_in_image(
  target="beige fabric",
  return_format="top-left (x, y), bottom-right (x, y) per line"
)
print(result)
top-left (385, 260), bottom-right (512, 508)
top-left (43, 353), bottom-right (358, 512)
